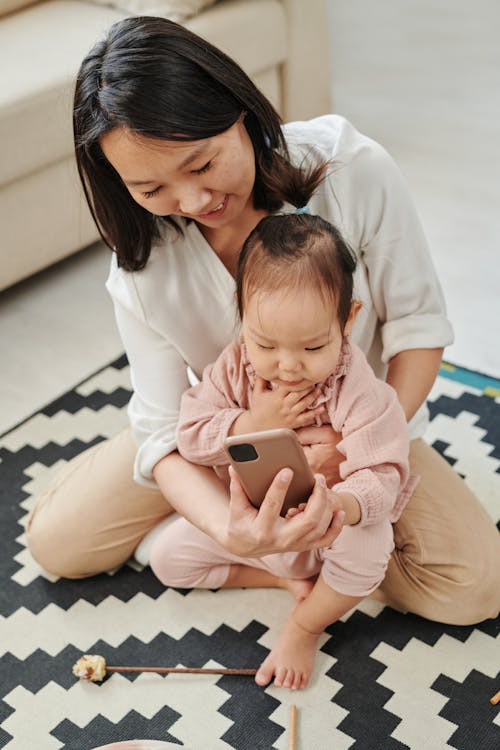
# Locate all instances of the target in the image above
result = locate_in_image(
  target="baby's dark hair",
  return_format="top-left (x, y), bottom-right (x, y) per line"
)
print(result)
top-left (236, 214), bottom-right (357, 329)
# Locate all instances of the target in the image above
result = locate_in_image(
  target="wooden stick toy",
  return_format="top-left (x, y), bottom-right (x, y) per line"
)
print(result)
top-left (288, 704), bottom-right (297, 750)
top-left (490, 689), bottom-right (500, 705)
top-left (72, 654), bottom-right (257, 682)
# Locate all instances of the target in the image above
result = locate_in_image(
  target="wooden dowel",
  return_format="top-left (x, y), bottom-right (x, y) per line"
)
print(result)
top-left (490, 689), bottom-right (500, 705)
top-left (289, 704), bottom-right (297, 750)
top-left (106, 666), bottom-right (257, 676)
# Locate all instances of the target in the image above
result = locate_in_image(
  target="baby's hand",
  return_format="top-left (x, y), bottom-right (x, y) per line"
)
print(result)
top-left (248, 377), bottom-right (323, 431)
top-left (285, 502), bottom-right (308, 519)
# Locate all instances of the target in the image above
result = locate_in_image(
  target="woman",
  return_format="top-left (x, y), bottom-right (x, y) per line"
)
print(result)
top-left (27, 16), bottom-right (500, 625)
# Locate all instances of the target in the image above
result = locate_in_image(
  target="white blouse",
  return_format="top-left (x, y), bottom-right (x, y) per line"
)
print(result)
top-left (106, 115), bottom-right (454, 486)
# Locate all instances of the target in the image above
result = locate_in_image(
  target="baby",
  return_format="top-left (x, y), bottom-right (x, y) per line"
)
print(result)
top-left (151, 212), bottom-right (417, 689)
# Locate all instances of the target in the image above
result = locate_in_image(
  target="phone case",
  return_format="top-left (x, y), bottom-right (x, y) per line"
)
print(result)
top-left (224, 428), bottom-right (315, 516)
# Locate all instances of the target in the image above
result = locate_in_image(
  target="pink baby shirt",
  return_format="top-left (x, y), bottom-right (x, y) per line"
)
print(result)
top-left (176, 338), bottom-right (418, 526)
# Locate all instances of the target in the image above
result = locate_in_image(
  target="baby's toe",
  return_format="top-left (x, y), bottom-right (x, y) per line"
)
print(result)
top-left (281, 669), bottom-right (295, 689)
top-left (291, 670), bottom-right (305, 690)
top-left (273, 665), bottom-right (288, 688)
top-left (255, 659), bottom-right (274, 687)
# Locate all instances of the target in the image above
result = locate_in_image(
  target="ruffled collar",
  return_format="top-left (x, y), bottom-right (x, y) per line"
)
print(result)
top-left (241, 338), bottom-right (352, 409)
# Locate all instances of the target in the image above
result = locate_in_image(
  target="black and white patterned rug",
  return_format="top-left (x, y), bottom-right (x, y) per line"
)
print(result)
top-left (1, 356), bottom-right (499, 750)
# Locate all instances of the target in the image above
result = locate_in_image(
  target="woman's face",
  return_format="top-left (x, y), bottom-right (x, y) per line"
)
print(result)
top-left (99, 118), bottom-right (256, 229)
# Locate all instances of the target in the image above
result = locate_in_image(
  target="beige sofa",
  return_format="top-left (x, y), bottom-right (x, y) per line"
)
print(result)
top-left (0, 0), bottom-right (331, 291)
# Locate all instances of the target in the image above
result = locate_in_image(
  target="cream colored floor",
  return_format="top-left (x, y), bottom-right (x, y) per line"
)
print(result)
top-left (0, 243), bottom-right (123, 434)
top-left (1, 1), bottom-right (499, 435)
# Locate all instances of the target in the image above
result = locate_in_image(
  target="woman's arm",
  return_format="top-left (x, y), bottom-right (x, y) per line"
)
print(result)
top-left (153, 451), bottom-right (235, 540)
top-left (386, 347), bottom-right (443, 421)
top-left (153, 452), bottom-right (344, 556)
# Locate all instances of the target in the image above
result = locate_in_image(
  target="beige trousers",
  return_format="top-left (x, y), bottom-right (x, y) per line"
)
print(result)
top-left (26, 429), bottom-right (500, 625)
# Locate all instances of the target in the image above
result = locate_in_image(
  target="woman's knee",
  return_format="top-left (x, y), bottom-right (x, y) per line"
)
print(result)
top-left (389, 438), bottom-right (500, 623)
top-left (25, 430), bottom-right (170, 578)
top-left (384, 532), bottom-right (500, 624)
top-left (445, 539), bottom-right (500, 623)
top-left (26, 502), bottom-right (90, 579)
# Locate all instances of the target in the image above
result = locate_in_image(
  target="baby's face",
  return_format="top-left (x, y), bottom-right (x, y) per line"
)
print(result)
top-left (242, 286), bottom-right (353, 391)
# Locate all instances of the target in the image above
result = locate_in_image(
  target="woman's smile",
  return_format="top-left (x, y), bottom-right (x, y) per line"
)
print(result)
top-left (195, 194), bottom-right (229, 221)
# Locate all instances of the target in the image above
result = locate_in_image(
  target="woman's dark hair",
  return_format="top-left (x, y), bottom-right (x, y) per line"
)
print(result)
top-left (236, 213), bottom-right (357, 330)
top-left (73, 16), bottom-right (329, 271)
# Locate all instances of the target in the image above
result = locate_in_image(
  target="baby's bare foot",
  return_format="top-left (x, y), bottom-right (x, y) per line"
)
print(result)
top-left (255, 618), bottom-right (319, 690)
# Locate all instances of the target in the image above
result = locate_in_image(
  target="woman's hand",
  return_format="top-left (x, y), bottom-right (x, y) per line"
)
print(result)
top-left (295, 424), bottom-right (344, 486)
top-left (223, 467), bottom-right (345, 557)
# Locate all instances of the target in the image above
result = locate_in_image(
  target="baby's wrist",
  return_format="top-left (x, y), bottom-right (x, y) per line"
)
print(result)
top-left (333, 492), bottom-right (361, 525)
top-left (229, 410), bottom-right (257, 436)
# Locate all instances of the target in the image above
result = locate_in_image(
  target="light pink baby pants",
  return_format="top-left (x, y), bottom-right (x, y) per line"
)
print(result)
top-left (150, 515), bottom-right (394, 597)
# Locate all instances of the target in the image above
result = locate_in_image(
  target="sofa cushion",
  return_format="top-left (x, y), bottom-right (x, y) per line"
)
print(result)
top-left (87, 0), bottom-right (215, 23)
top-left (0, 0), bottom-right (39, 19)
top-left (0, 0), bottom-right (286, 187)
top-left (0, 0), bottom-right (125, 186)
top-left (186, 0), bottom-right (285, 80)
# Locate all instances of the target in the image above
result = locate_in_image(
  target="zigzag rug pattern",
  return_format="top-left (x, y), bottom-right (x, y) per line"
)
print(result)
top-left (1, 356), bottom-right (499, 750)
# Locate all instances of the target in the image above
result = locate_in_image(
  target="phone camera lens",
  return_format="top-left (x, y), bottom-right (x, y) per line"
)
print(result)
top-left (227, 443), bottom-right (259, 462)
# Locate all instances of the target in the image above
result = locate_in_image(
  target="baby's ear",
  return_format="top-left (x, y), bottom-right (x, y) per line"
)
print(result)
top-left (343, 300), bottom-right (362, 336)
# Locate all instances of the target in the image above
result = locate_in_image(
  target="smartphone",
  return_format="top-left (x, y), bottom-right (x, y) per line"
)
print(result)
top-left (224, 428), bottom-right (315, 517)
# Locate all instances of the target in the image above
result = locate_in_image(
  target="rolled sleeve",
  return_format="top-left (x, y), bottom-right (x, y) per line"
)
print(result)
top-left (381, 313), bottom-right (454, 364)
top-left (128, 395), bottom-right (180, 488)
